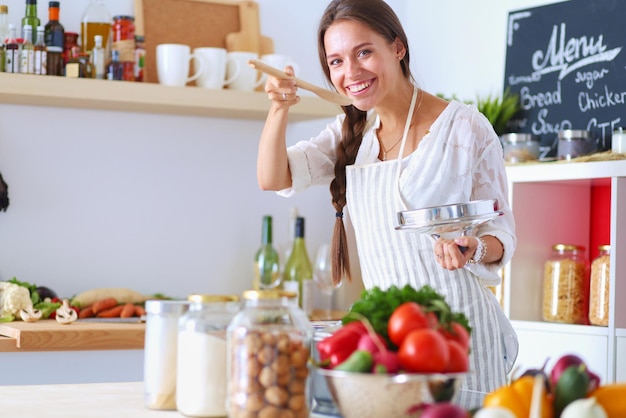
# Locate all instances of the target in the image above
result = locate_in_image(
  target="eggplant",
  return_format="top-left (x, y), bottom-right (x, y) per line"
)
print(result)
top-left (35, 286), bottom-right (58, 300)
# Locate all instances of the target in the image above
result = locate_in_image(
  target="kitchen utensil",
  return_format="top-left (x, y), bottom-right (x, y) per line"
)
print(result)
top-left (395, 199), bottom-right (503, 236)
top-left (225, 1), bottom-right (274, 56)
top-left (314, 366), bottom-right (465, 418)
top-left (248, 59), bottom-right (353, 106)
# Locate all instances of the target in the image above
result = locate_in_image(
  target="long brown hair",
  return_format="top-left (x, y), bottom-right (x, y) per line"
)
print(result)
top-left (317, 0), bottom-right (412, 285)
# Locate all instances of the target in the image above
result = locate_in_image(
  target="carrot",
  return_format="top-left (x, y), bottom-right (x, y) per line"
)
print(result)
top-left (78, 305), bottom-right (95, 319)
top-left (134, 305), bottom-right (146, 317)
top-left (120, 303), bottom-right (136, 318)
top-left (92, 297), bottom-right (118, 314)
top-left (96, 304), bottom-right (125, 318)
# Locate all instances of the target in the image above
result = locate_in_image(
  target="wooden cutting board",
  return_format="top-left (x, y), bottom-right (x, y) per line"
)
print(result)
top-left (226, 1), bottom-right (274, 55)
top-left (0, 320), bottom-right (145, 351)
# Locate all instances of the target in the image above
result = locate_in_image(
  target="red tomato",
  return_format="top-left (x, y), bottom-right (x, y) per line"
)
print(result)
top-left (398, 328), bottom-right (450, 373)
top-left (388, 302), bottom-right (431, 346)
top-left (440, 321), bottom-right (470, 351)
top-left (445, 340), bottom-right (469, 373)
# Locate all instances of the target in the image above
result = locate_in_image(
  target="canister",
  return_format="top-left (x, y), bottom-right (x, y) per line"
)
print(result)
top-left (542, 244), bottom-right (589, 324)
top-left (589, 245), bottom-right (610, 326)
top-left (557, 130), bottom-right (596, 160)
top-left (176, 294), bottom-right (240, 417)
top-left (227, 290), bottom-right (313, 418)
top-left (500, 133), bottom-right (540, 163)
top-left (612, 127), bottom-right (626, 154)
top-left (144, 299), bottom-right (189, 410)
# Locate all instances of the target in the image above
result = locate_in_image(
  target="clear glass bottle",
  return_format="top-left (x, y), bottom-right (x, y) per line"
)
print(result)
top-left (254, 215), bottom-right (281, 290)
top-left (34, 25), bottom-right (46, 75)
top-left (106, 48), bottom-right (122, 80)
top-left (227, 290), bottom-right (312, 418)
top-left (176, 294), bottom-right (240, 417)
top-left (4, 23), bottom-right (19, 73)
top-left (80, 0), bottom-right (111, 55)
top-left (21, 0), bottom-right (39, 44)
top-left (44, 0), bottom-right (64, 76)
top-left (542, 244), bottom-right (590, 324)
top-left (144, 299), bottom-right (189, 411)
top-left (19, 24), bottom-right (34, 74)
top-left (589, 245), bottom-right (610, 326)
top-left (89, 34), bottom-right (105, 79)
top-left (282, 216), bottom-right (314, 315)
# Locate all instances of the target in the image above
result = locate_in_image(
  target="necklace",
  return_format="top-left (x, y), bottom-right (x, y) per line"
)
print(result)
top-left (379, 88), bottom-right (423, 161)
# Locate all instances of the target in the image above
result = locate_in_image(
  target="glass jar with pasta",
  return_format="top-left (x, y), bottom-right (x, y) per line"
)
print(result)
top-left (542, 244), bottom-right (590, 324)
top-left (589, 245), bottom-right (610, 326)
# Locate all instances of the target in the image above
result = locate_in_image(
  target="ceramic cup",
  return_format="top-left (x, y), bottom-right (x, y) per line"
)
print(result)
top-left (193, 47), bottom-right (240, 90)
top-left (225, 51), bottom-right (264, 91)
top-left (259, 53), bottom-right (300, 86)
top-left (156, 43), bottom-right (203, 87)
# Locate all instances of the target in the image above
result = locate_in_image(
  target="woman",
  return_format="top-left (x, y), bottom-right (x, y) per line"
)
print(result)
top-left (257, 0), bottom-right (518, 401)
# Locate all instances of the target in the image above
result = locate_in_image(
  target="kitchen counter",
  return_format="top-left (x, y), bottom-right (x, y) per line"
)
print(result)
top-left (0, 381), bottom-right (183, 418)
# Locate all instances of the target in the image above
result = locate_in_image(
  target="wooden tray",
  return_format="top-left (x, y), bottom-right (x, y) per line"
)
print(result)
top-left (0, 320), bottom-right (145, 352)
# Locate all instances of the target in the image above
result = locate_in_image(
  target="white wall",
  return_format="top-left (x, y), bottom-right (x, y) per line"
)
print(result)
top-left (0, 1), bottom-right (564, 383)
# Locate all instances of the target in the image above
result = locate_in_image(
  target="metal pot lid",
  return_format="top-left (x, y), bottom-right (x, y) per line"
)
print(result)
top-left (395, 199), bottom-right (503, 234)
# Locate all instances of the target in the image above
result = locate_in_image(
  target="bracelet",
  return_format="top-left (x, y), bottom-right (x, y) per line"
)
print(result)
top-left (467, 236), bottom-right (487, 265)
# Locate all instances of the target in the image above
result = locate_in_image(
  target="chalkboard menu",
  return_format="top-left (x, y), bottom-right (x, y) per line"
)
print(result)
top-left (504, 0), bottom-right (626, 158)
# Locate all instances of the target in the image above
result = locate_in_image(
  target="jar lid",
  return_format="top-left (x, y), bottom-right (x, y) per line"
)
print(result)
top-left (243, 290), bottom-right (297, 300)
top-left (558, 129), bottom-right (590, 140)
top-left (144, 299), bottom-right (189, 314)
top-left (598, 244), bottom-right (610, 251)
top-left (0, 5), bottom-right (8, 13)
top-left (113, 15), bottom-right (135, 21)
top-left (187, 294), bottom-right (240, 303)
top-left (500, 133), bottom-right (538, 144)
top-left (552, 243), bottom-right (585, 251)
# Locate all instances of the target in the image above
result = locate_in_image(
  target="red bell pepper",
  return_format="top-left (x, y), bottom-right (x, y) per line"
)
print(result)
top-left (316, 321), bottom-right (368, 368)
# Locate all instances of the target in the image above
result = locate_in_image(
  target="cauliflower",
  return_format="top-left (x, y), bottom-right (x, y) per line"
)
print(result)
top-left (0, 281), bottom-right (34, 321)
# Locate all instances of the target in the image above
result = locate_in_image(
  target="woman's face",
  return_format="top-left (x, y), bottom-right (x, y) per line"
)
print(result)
top-left (324, 19), bottom-right (405, 111)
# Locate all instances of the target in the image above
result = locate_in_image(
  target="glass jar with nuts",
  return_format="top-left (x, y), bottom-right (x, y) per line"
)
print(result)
top-left (589, 245), bottom-right (610, 326)
top-left (542, 244), bottom-right (590, 324)
top-left (227, 290), bottom-right (313, 418)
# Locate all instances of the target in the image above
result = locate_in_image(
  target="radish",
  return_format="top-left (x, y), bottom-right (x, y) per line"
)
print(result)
top-left (413, 402), bottom-right (469, 418)
top-left (356, 332), bottom-right (387, 356)
top-left (372, 350), bottom-right (400, 374)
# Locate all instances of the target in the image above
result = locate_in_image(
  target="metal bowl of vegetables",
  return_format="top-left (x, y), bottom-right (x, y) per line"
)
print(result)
top-left (313, 367), bottom-right (465, 418)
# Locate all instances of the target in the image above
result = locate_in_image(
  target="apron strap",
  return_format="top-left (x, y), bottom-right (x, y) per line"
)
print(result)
top-left (394, 85), bottom-right (419, 208)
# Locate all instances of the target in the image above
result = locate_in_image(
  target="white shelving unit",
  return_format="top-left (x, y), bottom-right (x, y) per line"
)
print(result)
top-left (504, 160), bottom-right (626, 383)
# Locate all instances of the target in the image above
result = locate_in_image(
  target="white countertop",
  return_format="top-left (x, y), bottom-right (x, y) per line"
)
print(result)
top-left (0, 381), bottom-right (184, 418)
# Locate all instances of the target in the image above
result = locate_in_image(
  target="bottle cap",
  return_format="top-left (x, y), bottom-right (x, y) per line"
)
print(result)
top-left (49, 1), bottom-right (60, 7)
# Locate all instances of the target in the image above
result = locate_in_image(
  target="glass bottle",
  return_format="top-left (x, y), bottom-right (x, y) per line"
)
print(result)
top-left (64, 44), bottom-right (84, 78)
top-left (21, 0), bottom-right (39, 44)
top-left (90, 34), bottom-right (105, 79)
top-left (226, 290), bottom-right (312, 418)
top-left (542, 244), bottom-right (590, 324)
top-left (134, 34), bottom-right (145, 81)
top-left (33, 25), bottom-right (46, 75)
top-left (106, 48), bottom-right (122, 80)
top-left (144, 299), bottom-right (189, 411)
top-left (111, 15), bottom-right (134, 81)
top-left (19, 24), bottom-right (34, 74)
top-left (4, 23), bottom-right (19, 73)
top-left (78, 52), bottom-right (94, 78)
top-left (80, 0), bottom-right (111, 55)
top-left (282, 216), bottom-right (314, 315)
top-left (176, 294), bottom-right (240, 417)
top-left (0, 5), bottom-right (7, 73)
top-left (254, 215), bottom-right (281, 290)
top-left (62, 31), bottom-right (77, 66)
top-left (589, 245), bottom-right (610, 326)
top-left (44, 0), bottom-right (64, 75)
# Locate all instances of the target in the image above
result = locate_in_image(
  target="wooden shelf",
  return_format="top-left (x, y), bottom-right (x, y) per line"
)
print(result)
top-left (0, 320), bottom-right (145, 352)
top-left (0, 73), bottom-right (340, 121)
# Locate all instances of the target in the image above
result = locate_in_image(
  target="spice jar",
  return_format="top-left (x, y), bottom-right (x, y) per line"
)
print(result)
top-left (111, 15), bottom-right (135, 81)
top-left (542, 244), bottom-right (590, 324)
top-left (589, 245), bottom-right (610, 326)
top-left (176, 294), bottom-right (241, 417)
top-left (612, 127), bottom-right (626, 154)
top-left (557, 129), bottom-right (596, 160)
top-left (227, 290), bottom-right (313, 418)
top-left (500, 133), bottom-right (540, 163)
top-left (144, 299), bottom-right (189, 410)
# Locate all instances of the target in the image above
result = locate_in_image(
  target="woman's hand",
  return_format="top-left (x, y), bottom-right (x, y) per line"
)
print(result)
top-left (433, 236), bottom-right (479, 270)
top-left (265, 65), bottom-right (300, 108)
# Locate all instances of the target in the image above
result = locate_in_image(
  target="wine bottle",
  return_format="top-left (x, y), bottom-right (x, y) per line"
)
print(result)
top-left (282, 216), bottom-right (314, 315)
top-left (44, 0), bottom-right (64, 76)
top-left (253, 215), bottom-right (281, 290)
top-left (21, 0), bottom-right (40, 44)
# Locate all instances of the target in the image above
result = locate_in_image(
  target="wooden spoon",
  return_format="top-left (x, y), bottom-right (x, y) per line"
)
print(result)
top-left (248, 59), bottom-right (352, 106)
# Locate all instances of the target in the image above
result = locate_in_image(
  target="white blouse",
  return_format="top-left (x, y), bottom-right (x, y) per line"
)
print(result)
top-left (280, 100), bottom-right (516, 277)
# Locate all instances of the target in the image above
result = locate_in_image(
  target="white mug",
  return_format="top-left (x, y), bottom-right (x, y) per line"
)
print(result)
top-left (193, 47), bottom-right (240, 90)
top-left (156, 43), bottom-right (203, 87)
top-left (260, 53), bottom-right (299, 74)
top-left (225, 51), bottom-right (264, 92)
